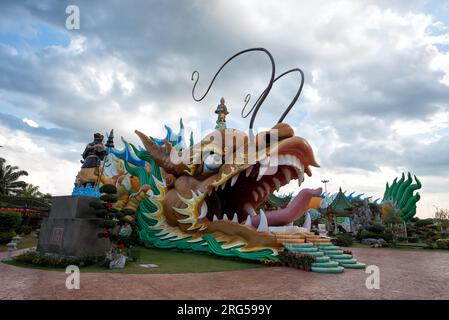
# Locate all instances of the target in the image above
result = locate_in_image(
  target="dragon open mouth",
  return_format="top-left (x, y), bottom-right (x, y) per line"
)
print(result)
top-left (198, 141), bottom-right (322, 233)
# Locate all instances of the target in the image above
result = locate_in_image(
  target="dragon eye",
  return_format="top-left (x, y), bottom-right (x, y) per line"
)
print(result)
top-left (203, 153), bottom-right (222, 172)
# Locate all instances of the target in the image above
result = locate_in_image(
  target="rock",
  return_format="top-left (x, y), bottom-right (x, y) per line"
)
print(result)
top-left (352, 199), bottom-right (375, 233)
top-left (109, 254), bottom-right (127, 269)
top-left (362, 238), bottom-right (379, 245)
top-left (362, 238), bottom-right (386, 247)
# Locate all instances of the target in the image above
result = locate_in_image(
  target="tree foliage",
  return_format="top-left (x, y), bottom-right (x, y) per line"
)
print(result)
top-left (0, 158), bottom-right (29, 195)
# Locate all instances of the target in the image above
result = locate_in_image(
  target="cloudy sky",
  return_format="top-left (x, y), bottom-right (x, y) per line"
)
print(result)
top-left (0, 0), bottom-right (448, 217)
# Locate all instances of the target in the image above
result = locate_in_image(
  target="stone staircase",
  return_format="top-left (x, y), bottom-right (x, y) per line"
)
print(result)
top-left (274, 231), bottom-right (331, 245)
top-left (282, 242), bottom-right (366, 274)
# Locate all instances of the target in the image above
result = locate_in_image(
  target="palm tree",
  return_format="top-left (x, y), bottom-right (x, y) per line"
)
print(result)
top-left (20, 184), bottom-right (42, 197)
top-left (0, 158), bottom-right (29, 196)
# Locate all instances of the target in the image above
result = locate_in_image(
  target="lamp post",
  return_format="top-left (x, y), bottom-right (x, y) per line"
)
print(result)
top-left (321, 179), bottom-right (329, 194)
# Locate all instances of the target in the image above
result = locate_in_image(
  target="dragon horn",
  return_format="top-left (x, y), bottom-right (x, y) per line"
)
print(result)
top-left (135, 130), bottom-right (189, 176)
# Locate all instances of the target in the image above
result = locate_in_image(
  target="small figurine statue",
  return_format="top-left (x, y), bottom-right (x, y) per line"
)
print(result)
top-left (214, 97), bottom-right (229, 129)
top-left (74, 133), bottom-right (108, 188)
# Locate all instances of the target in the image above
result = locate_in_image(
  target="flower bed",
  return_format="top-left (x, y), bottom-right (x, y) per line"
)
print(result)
top-left (278, 251), bottom-right (317, 271)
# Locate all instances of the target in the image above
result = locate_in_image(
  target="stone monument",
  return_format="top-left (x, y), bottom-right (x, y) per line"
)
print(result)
top-left (37, 196), bottom-right (110, 257)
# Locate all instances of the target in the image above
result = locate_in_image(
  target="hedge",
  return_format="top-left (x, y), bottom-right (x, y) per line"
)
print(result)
top-left (0, 211), bottom-right (22, 244)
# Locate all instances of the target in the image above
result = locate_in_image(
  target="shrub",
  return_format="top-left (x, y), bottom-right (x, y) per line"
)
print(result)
top-left (357, 229), bottom-right (380, 240)
top-left (17, 225), bottom-right (33, 235)
top-left (14, 251), bottom-right (101, 268)
top-left (408, 236), bottom-right (420, 243)
top-left (0, 231), bottom-right (15, 244)
top-left (332, 233), bottom-right (353, 247)
top-left (121, 208), bottom-right (135, 216)
top-left (436, 239), bottom-right (449, 249)
top-left (415, 219), bottom-right (434, 228)
top-left (0, 211), bottom-right (22, 244)
top-left (99, 220), bottom-right (117, 229)
top-left (99, 184), bottom-right (117, 194)
top-left (0, 211), bottom-right (22, 233)
top-left (100, 194), bottom-right (118, 203)
top-left (261, 259), bottom-right (282, 266)
top-left (278, 251), bottom-right (316, 271)
top-left (367, 222), bottom-right (385, 234)
top-left (380, 229), bottom-right (394, 242)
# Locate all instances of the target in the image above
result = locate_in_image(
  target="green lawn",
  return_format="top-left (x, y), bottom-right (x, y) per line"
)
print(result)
top-left (0, 232), bottom-right (38, 252)
top-left (5, 245), bottom-right (265, 274)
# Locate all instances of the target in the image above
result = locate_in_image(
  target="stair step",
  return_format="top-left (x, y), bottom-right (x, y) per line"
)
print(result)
top-left (296, 248), bottom-right (319, 253)
top-left (315, 256), bottom-right (330, 263)
top-left (278, 239), bottom-right (305, 244)
top-left (317, 246), bottom-right (340, 250)
top-left (312, 261), bottom-right (339, 268)
top-left (283, 243), bottom-right (314, 249)
top-left (308, 239), bottom-right (331, 243)
top-left (312, 266), bottom-right (344, 274)
top-left (334, 258), bottom-right (358, 264)
top-left (313, 242), bottom-right (334, 247)
top-left (303, 251), bottom-right (324, 257)
top-left (328, 254), bottom-right (353, 260)
top-left (321, 249), bottom-right (344, 254)
top-left (341, 262), bottom-right (366, 269)
top-left (285, 249), bottom-right (325, 257)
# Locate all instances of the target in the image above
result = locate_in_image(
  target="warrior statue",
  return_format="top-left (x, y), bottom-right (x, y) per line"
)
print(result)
top-left (75, 133), bottom-right (108, 187)
top-left (214, 97), bottom-right (229, 129)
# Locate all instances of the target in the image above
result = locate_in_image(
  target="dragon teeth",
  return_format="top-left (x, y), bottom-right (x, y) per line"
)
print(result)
top-left (221, 182), bottom-right (226, 190)
top-left (282, 168), bottom-right (292, 183)
top-left (198, 202), bottom-right (208, 219)
top-left (272, 177), bottom-right (281, 192)
top-left (257, 209), bottom-right (269, 232)
top-left (257, 186), bottom-right (265, 197)
top-left (262, 182), bottom-right (271, 195)
top-left (232, 213), bottom-right (238, 222)
top-left (245, 215), bottom-right (252, 225)
top-left (252, 191), bottom-right (258, 202)
top-left (244, 203), bottom-right (256, 216)
top-left (213, 215), bottom-right (218, 221)
top-left (256, 166), bottom-right (267, 181)
top-left (222, 214), bottom-right (228, 221)
top-left (230, 173), bottom-right (239, 187)
top-left (245, 166), bottom-right (253, 177)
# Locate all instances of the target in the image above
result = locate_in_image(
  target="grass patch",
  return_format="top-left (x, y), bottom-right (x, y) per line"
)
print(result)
top-left (5, 246), bottom-right (265, 274)
top-left (0, 232), bottom-right (38, 252)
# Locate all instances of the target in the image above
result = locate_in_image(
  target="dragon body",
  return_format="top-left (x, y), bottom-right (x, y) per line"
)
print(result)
top-left (100, 120), bottom-right (323, 261)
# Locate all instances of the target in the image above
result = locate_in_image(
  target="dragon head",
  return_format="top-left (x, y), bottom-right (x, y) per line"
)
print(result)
top-left (133, 122), bottom-right (321, 254)
top-left (102, 48), bottom-right (333, 260)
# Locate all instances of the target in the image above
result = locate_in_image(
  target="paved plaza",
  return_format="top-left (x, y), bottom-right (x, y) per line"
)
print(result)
top-left (1, 247), bottom-right (448, 300)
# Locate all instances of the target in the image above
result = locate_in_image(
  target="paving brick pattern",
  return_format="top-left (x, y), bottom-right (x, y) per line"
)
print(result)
top-left (1, 247), bottom-right (448, 299)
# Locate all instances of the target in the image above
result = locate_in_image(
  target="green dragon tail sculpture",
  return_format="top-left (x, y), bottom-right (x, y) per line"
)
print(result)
top-left (382, 172), bottom-right (422, 221)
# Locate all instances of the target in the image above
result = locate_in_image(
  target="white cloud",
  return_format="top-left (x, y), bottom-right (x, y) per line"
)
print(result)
top-left (22, 118), bottom-right (39, 128)
top-left (0, 125), bottom-right (79, 195)
top-left (0, 0), bottom-right (448, 218)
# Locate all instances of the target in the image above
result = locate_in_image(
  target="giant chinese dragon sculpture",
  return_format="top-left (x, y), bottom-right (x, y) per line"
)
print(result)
top-left (75, 48), bottom-right (365, 269)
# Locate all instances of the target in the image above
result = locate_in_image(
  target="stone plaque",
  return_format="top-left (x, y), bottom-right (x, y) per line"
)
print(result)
top-left (50, 227), bottom-right (64, 246)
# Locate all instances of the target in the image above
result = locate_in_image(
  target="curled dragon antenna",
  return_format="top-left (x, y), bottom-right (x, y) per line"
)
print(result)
top-left (191, 48), bottom-right (276, 135)
top-left (242, 68), bottom-right (305, 124)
